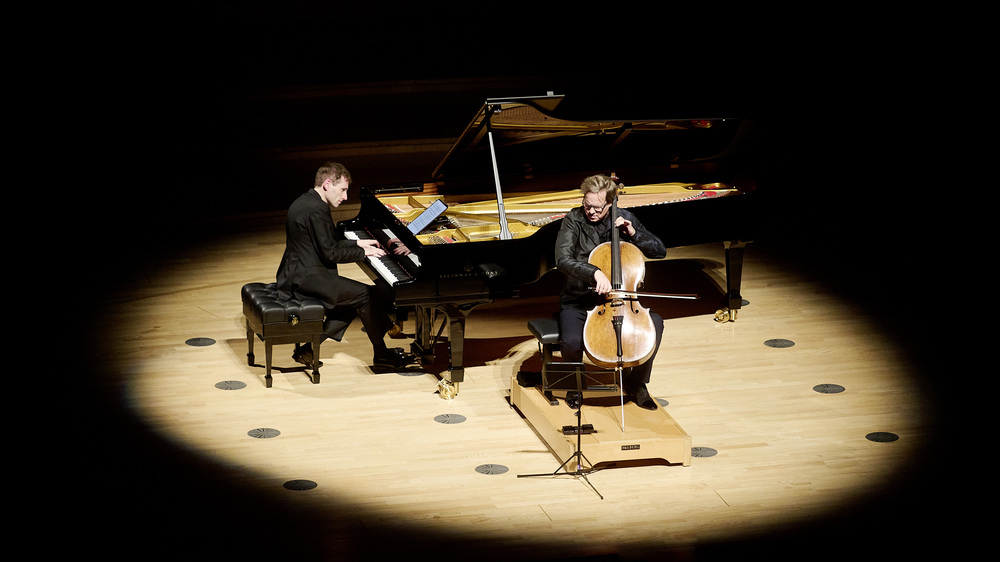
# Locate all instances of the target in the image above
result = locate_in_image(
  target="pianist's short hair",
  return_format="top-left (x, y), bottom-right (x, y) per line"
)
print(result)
top-left (579, 174), bottom-right (618, 204)
top-left (315, 162), bottom-right (352, 187)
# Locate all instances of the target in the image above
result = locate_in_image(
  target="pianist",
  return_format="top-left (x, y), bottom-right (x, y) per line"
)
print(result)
top-left (554, 174), bottom-right (667, 410)
top-left (276, 162), bottom-right (414, 370)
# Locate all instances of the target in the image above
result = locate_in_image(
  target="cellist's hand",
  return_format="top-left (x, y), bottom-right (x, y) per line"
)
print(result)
top-left (615, 216), bottom-right (636, 237)
top-left (593, 269), bottom-right (613, 294)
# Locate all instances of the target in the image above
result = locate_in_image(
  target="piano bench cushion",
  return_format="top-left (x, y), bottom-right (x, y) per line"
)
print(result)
top-left (528, 318), bottom-right (560, 345)
top-left (242, 283), bottom-right (325, 327)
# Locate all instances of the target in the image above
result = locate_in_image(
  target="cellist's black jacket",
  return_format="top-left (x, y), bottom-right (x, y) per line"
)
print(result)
top-left (554, 206), bottom-right (667, 309)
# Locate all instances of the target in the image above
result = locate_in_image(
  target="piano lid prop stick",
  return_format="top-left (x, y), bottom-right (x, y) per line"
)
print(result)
top-left (486, 120), bottom-right (513, 241)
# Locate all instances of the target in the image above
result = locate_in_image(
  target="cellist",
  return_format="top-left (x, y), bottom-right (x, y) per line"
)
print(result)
top-left (554, 174), bottom-right (667, 410)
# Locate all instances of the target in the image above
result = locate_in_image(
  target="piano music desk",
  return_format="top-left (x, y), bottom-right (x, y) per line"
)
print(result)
top-left (510, 379), bottom-right (692, 469)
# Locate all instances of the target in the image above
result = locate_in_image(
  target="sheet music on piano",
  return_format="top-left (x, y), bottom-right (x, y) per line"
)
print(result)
top-left (406, 199), bottom-right (447, 235)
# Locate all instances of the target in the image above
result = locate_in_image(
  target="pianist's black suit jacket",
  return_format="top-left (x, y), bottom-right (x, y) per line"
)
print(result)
top-left (276, 188), bottom-right (365, 308)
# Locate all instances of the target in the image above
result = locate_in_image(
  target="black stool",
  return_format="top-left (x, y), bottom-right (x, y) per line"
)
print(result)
top-left (242, 282), bottom-right (325, 388)
top-left (527, 317), bottom-right (561, 373)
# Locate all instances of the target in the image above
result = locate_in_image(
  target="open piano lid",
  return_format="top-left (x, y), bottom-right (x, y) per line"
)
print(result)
top-left (431, 92), bottom-right (752, 188)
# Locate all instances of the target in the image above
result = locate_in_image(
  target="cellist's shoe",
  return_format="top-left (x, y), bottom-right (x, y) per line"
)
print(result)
top-left (633, 384), bottom-right (657, 411)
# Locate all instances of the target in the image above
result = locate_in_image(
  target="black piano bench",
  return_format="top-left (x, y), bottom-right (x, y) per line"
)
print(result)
top-left (242, 282), bottom-right (325, 388)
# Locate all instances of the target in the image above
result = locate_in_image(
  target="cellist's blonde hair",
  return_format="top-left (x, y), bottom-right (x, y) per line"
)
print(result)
top-left (579, 174), bottom-right (618, 204)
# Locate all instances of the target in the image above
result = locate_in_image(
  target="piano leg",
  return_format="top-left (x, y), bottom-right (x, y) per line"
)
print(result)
top-left (412, 301), bottom-right (491, 398)
top-left (717, 240), bottom-right (751, 323)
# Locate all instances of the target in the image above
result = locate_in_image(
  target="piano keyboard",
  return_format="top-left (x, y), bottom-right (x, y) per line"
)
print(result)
top-left (343, 229), bottom-right (420, 285)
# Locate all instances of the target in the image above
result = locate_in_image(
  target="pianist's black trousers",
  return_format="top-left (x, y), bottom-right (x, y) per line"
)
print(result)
top-left (558, 306), bottom-right (664, 390)
top-left (298, 275), bottom-right (392, 355)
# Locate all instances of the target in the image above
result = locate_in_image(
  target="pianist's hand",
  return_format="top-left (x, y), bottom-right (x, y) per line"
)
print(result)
top-left (357, 239), bottom-right (386, 258)
top-left (387, 238), bottom-right (410, 256)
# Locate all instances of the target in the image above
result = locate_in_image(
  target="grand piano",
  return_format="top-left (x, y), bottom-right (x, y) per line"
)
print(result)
top-left (339, 93), bottom-right (756, 396)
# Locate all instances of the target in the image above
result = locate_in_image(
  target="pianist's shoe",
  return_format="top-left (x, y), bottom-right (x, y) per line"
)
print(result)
top-left (292, 343), bottom-right (322, 368)
top-left (372, 347), bottom-right (418, 371)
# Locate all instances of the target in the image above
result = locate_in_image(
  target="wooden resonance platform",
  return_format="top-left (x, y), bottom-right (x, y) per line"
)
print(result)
top-left (510, 377), bottom-right (692, 469)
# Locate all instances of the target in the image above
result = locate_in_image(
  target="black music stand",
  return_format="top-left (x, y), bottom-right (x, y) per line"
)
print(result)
top-left (517, 362), bottom-right (615, 499)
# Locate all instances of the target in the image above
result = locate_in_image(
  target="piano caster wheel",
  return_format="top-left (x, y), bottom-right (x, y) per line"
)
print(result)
top-left (714, 308), bottom-right (738, 323)
top-left (437, 379), bottom-right (459, 400)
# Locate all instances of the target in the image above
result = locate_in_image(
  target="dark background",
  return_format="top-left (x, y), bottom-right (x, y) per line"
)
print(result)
top-left (58, 4), bottom-right (967, 560)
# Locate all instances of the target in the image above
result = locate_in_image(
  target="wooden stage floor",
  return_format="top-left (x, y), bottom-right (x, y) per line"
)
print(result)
top-left (73, 217), bottom-right (948, 561)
